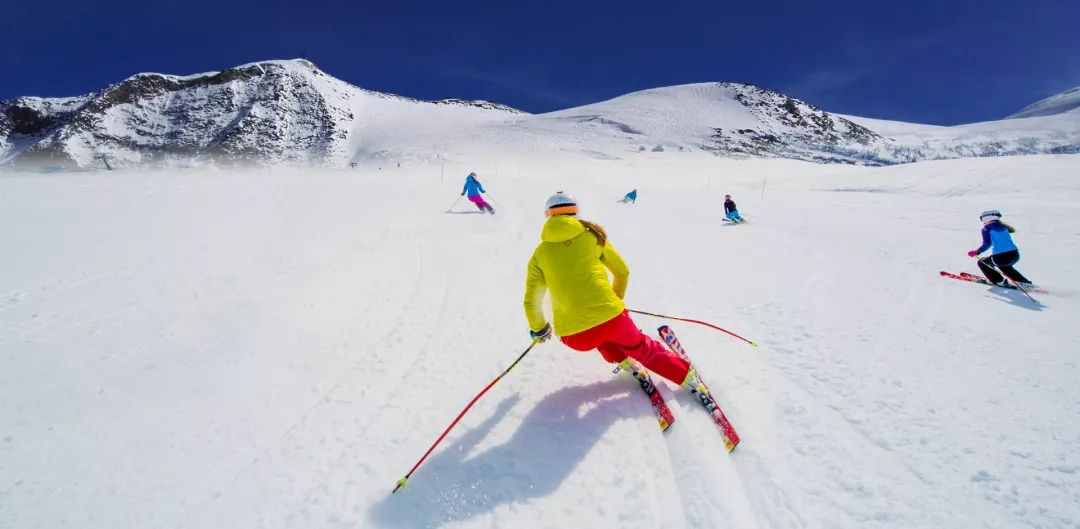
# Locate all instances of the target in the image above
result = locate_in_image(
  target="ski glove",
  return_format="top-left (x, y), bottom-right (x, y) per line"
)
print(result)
top-left (530, 323), bottom-right (552, 343)
top-left (967, 250), bottom-right (979, 257)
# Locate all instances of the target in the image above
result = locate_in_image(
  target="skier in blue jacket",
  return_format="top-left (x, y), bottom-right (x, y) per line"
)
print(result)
top-left (967, 209), bottom-right (1032, 286)
top-left (619, 189), bottom-right (638, 204)
top-left (461, 172), bottom-right (494, 214)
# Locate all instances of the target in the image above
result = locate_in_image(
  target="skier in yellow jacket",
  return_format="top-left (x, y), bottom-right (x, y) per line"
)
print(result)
top-left (523, 192), bottom-right (700, 387)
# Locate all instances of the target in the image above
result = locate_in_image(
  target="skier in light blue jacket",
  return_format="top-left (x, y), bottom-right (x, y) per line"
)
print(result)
top-left (967, 209), bottom-right (1032, 286)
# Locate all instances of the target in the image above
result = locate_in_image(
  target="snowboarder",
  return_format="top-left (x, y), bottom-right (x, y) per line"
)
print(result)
top-left (461, 172), bottom-right (494, 214)
top-left (523, 191), bottom-right (703, 389)
top-left (618, 189), bottom-right (638, 204)
top-left (967, 209), bottom-right (1032, 286)
top-left (723, 194), bottom-right (744, 223)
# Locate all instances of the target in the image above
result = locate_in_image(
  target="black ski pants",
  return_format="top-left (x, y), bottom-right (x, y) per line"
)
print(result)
top-left (977, 250), bottom-right (1030, 284)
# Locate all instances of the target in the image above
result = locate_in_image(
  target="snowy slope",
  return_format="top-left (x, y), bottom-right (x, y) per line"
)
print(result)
top-left (839, 108), bottom-right (1080, 162)
top-left (837, 113), bottom-right (951, 136)
top-left (1008, 86), bottom-right (1080, 119)
top-left (2, 153), bottom-right (1078, 529)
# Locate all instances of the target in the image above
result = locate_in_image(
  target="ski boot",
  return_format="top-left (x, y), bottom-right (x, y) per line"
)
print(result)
top-left (681, 367), bottom-right (708, 395)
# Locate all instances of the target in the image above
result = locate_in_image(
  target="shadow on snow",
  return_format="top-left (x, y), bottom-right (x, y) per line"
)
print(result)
top-left (985, 287), bottom-right (1046, 311)
top-left (367, 378), bottom-right (648, 528)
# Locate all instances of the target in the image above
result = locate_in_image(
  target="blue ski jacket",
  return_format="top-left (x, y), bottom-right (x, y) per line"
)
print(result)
top-left (462, 176), bottom-right (485, 197)
top-left (625, 190), bottom-right (637, 200)
top-left (975, 221), bottom-right (1018, 255)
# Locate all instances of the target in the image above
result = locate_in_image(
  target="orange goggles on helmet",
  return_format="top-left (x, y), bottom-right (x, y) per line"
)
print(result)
top-left (546, 204), bottom-right (579, 217)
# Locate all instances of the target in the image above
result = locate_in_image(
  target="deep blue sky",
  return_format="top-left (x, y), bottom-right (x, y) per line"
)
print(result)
top-left (2, 0), bottom-right (1077, 124)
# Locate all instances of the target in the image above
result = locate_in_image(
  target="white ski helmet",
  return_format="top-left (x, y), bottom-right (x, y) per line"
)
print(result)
top-left (545, 191), bottom-right (579, 217)
top-left (979, 209), bottom-right (1002, 223)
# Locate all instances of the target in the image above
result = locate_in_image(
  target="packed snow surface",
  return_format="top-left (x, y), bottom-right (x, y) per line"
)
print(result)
top-left (2, 153), bottom-right (1078, 529)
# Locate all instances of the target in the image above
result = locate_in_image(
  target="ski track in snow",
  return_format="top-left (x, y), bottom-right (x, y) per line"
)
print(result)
top-left (1, 154), bottom-right (1079, 529)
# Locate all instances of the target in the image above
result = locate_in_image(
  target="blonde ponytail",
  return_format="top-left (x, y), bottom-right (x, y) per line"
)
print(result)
top-left (579, 219), bottom-right (608, 246)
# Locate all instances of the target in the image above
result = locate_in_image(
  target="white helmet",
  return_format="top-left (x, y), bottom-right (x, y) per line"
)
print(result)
top-left (979, 209), bottom-right (1002, 223)
top-left (545, 191), bottom-right (579, 217)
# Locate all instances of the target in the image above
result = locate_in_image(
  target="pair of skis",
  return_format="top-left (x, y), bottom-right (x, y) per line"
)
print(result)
top-left (939, 270), bottom-right (1045, 303)
top-left (616, 326), bottom-right (740, 451)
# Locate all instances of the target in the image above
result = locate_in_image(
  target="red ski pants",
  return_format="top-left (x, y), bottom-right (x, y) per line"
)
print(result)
top-left (560, 311), bottom-right (690, 385)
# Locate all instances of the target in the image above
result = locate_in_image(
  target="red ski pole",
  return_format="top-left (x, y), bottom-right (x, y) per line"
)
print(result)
top-left (392, 337), bottom-right (541, 493)
top-left (627, 308), bottom-right (758, 347)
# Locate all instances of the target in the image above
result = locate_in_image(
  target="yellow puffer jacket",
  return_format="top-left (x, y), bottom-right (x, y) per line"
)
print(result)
top-left (524, 215), bottom-right (629, 336)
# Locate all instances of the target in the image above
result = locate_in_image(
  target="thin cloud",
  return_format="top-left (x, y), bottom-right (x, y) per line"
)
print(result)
top-left (786, 66), bottom-right (879, 98)
top-left (440, 64), bottom-right (580, 108)
top-left (396, 52), bottom-right (579, 110)
top-left (783, 30), bottom-right (950, 100)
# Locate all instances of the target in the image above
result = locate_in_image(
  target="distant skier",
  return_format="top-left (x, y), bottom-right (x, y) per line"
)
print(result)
top-left (523, 191), bottom-right (704, 390)
top-left (618, 189), bottom-right (638, 204)
top-left (967, 209), bottom-right (1032, 286)
top-left (723, 194), bottom-right (744, 223)
top-left (461, 172), bottom-right (495, 214)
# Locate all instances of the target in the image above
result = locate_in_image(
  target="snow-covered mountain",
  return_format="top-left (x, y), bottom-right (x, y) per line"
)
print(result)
top-left (2, 59), bottom-right (1078, 169)
top-left (1007, 86), bottom-right (1080, 119)
top-left (516, 83), bottom-right (892, 164)
top-left (0, 59), bottom-right (519, 168)
top-left (840, 110), bottom-right (1080, 164)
